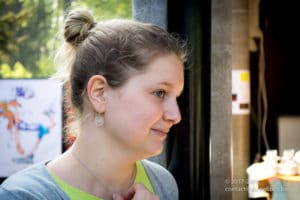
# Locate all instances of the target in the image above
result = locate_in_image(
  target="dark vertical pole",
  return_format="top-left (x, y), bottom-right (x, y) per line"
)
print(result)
top-left (132, 0), bottom-right (167, 28)
top-left (168, 0), bottom-right (211, 199)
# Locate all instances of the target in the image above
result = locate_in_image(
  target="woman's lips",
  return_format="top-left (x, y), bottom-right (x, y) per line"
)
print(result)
top-left (152, 129), bottom-right (168, 139)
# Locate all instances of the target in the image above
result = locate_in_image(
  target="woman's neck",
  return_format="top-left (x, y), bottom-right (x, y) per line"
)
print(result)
top-left (71, 142), bottom-right (137, 198)
top-left (47, 131), bottom-right (137, 199)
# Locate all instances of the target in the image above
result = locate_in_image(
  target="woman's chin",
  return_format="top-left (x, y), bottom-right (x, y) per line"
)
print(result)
top-left (147, 145), bottom-right (164, 158)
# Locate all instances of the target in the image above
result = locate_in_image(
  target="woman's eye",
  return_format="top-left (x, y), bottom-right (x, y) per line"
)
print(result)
top-left (153, 90), bottom-right (166, 99)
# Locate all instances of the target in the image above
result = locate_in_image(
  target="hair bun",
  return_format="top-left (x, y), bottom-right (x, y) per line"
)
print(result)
top-left (64, 8), bottom-right (95, 45)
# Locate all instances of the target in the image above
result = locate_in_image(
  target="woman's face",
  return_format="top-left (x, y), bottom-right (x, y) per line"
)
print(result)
top-left (104, 54), bottom-right (184, 159)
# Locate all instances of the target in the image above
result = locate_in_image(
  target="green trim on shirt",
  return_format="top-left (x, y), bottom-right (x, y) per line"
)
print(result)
top-left (49, 170), bottom-right (100, 200)
top-left (48, 161), bottom-right (155, 200)
top-left (135, 160), bottom-right (154, 193)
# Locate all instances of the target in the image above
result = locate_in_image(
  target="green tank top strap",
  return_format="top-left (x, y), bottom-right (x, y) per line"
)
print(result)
top-left (48, 161), bottom-right (155, 200)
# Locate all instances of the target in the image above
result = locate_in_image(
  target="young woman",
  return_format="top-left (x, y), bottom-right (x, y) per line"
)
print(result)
top-left (0, 8), bottom-right (187, 200)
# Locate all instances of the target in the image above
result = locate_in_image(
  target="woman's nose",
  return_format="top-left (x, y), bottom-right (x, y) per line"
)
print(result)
top-left (163, 99), bottom-right (182, 124)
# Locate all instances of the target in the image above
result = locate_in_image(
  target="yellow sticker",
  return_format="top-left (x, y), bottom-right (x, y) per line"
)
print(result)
top-left (240, 72), bottom-right (249, 81)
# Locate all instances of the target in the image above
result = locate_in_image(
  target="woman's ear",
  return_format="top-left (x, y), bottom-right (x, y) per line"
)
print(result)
top-left (86, 75), bottom-right (108, 113)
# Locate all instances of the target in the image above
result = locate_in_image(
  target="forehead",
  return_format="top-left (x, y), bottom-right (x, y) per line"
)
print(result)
top-left (109, 54), bottom-right (184, 99)
top-left (129, 54), bottom-right (184, 90)
top-left (141, 53), bottom-right (181, 73)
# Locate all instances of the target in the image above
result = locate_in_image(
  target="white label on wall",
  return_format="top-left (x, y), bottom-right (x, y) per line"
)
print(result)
top-left (232, 69), bottom-right (250, 115)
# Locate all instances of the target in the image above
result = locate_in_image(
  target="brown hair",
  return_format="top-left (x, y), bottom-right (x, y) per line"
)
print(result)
top-left (54, 8), bottom-right (186, 117)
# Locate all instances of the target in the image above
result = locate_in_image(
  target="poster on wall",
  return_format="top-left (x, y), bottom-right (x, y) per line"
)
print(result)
top-left (0, 79), bottom-right (63, 177)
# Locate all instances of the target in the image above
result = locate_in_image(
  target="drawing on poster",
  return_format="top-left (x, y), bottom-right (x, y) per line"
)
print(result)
top-left (0, 79), bottom-right (62, 177)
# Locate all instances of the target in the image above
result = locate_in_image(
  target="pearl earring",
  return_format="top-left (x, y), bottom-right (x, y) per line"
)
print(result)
top-left (94, 114), bottom-right (104, 127)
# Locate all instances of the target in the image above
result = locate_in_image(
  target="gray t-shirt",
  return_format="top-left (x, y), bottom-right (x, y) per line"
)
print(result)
top-left (0, 159), bottom-right (178, 200)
